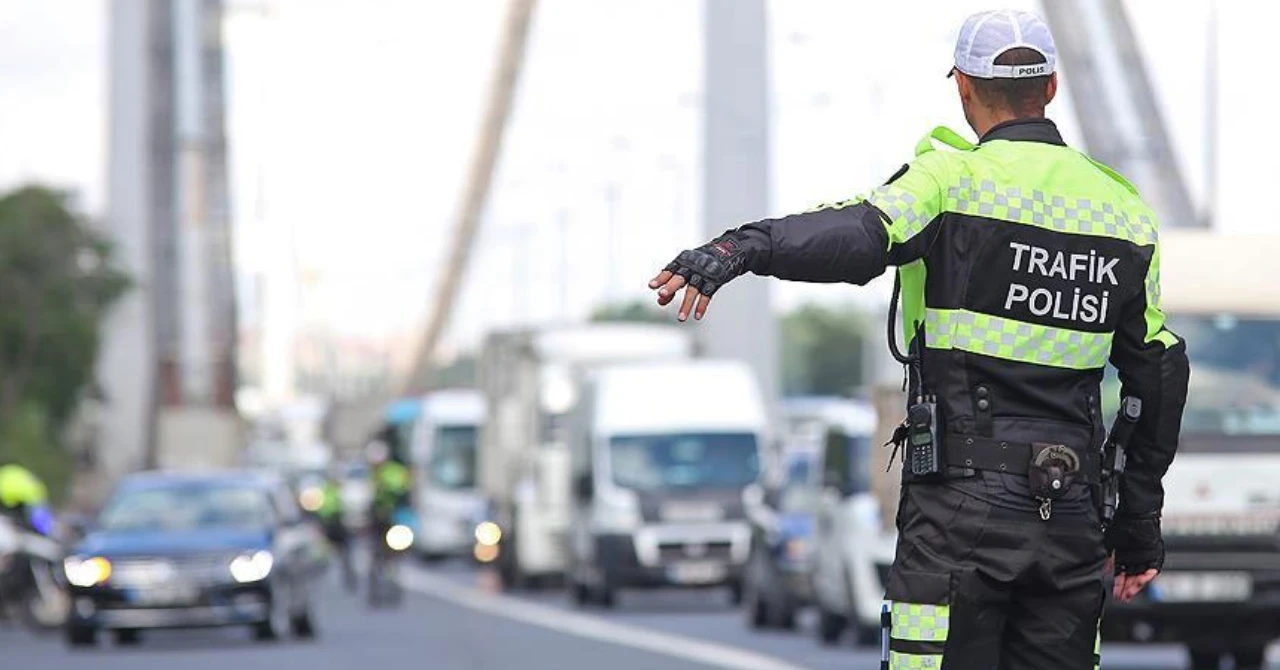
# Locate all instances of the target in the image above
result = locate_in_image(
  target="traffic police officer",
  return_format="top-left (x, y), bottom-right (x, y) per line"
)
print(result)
top-left (366, 440), bottom-right (411, 532)
top-left (0, 461), bottom-right (50, 531)
top-left (317, 467), bottom-right (356, 592)
top-left (648, 10), bottom-right (1190, 669)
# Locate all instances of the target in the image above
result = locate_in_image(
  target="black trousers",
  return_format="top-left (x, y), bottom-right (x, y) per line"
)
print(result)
top-left (884, 474), bottom-right (1107, 670)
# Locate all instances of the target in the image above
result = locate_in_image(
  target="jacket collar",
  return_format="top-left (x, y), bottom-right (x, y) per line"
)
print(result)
top-left (980, 118), bottom-right (1066, 147)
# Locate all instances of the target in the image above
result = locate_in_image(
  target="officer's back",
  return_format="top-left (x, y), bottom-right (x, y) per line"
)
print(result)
top-left (880, 115), bottom-right (1166, 524)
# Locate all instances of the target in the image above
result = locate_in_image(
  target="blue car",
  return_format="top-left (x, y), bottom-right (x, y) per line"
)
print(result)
top-left (742, 455), bottom-right (821, 630)
top-left (63, 471), bottom-right (328, 647)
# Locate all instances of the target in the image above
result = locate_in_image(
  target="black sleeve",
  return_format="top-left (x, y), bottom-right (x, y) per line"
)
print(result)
top-left (1108, 252), bottom-right (1190, 518)
top-left (729, 203), bottom-right (894, 285)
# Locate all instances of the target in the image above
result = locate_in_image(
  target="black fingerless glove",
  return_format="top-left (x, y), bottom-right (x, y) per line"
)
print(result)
top-left (1105, 514), bottom-right (1164, 575)
top-left (662, 231), bottom-right (751, 297)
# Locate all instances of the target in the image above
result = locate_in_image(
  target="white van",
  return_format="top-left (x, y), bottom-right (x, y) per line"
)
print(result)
top-left (477, 325), bottom-right (694, 588)
top-left (566, 360), bottom-right (767, 607)
top-left (409, 389), bottom-right (487, 561)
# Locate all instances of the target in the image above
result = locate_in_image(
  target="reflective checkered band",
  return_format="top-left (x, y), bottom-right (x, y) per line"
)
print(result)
top-left (868, 184), bottom-right (934, 242)
top-left (889, 651), bottom-right (943, 669)
top-left (1145, 261), bottom-right (1161, 311)
top-left (945, 177), bottom-right (1157, 246)
top-left (925, 308), bottom-right (1113, 370)
top-left (890, 602), bottom-right (950, 642)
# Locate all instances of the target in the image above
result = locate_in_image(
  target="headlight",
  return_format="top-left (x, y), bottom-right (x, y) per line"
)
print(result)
top-left (473, 542), bottom-right (500, 563)
top-left (474, 521), bottom-right (502, 547)
top-left (385, 524), bottom-right (414, 551)
top-left (64, 556), bottom-right (112, 587)
top-left (229, 550), bottom-right (274, 583)
top-left (299, 487), bottom-right (324, 513)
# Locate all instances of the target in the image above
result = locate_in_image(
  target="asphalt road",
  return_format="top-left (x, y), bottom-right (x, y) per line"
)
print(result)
top-left (0, 560), bottom-right (1267, 670)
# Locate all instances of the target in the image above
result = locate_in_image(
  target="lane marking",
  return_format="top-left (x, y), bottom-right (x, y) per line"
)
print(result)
top-left (399, 569), bottom-right (813, 670)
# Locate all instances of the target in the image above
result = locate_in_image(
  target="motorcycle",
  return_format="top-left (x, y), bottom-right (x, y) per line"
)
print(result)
top-left (0, 512), bottom-right (69, 631)
top-left (367, 507), bottom-right (416, 609)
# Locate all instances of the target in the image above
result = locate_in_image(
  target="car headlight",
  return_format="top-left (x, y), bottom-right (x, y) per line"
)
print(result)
top-left (385, 524), bottom-right (414, 551)
top-left (64, 556), bottom-right (112, 587)
top-left (299, 487), bottom-right (324, 513)
top-left (474, 521), bottom-right (502, 547)
top-left (229, 550), bottom-right (274, 583)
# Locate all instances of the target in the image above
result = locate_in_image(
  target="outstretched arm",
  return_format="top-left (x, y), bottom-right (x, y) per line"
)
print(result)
top-left (648, 157), bottom-right (948, 320)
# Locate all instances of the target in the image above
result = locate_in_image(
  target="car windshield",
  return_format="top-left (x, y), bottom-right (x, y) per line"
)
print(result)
top-left (428, 425), bottom-right (478, 489)
top-left (609, 432), bottom-right (760, 491)
top-left (97, 483), bottom-right (274, 532)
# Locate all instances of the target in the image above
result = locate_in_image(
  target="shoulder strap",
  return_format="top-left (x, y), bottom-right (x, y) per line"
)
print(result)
top-left (915, 126), bottom-right (976, 156)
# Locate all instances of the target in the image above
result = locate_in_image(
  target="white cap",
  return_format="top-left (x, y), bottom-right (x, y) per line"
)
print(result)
top-left (952, 9), bottom-right (1057, 79)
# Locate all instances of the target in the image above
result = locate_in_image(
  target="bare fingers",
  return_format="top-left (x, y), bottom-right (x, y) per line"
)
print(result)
top-left (677, 284), bottom-right (701, 322)
top-left (655, 273), bottom-right (687, 307)
top-left (1114, 569), bottom-right (1159, 601)
top-left (694, 292), bottom-right (712, 320)
top-left (648, 269), bottom-right (673, 290)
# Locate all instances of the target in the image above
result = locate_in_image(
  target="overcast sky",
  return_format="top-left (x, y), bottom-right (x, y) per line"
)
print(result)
top-left (0, 0), bottom-right (1265, 357)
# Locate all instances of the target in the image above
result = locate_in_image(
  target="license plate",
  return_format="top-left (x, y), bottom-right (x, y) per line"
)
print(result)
top-left (131, 583), bottom-right (199, 606)
top-left (668, 561), bottom-right (726, 585)
top-left (1148, 572), bottom-right (1252, 603)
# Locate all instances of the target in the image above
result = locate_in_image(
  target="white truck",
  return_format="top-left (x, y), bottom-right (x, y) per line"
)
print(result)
top-left (565, 360), bottom-right (767, 608)
top-left (477, 324), bottom-right (694, 589)
top-left (1098, 231), bottom-right (1280, 670)
top-left (408, 389), bottom-right (487, 561)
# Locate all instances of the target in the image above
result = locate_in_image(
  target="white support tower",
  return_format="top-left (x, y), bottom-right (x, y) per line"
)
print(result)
top-left (99, 0), bottom-right (239, 481)
top-left (100, 0), bottom-right (159, 480)
top-left (701, 0), bottom-right (778, 405)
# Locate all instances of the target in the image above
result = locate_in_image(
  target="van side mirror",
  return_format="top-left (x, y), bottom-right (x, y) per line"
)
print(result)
top-left (742, 483), bottom-right (766, 509)
top-left (573, 473), bottom-right (594, 501)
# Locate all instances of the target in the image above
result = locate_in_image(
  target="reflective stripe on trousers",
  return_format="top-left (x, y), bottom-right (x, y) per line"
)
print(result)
top-left (882, 601), bottom-right (949, 669)
top-left (878, 601), bottom-right (1104, 669)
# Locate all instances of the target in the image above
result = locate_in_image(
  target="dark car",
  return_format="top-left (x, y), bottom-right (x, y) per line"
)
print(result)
top-left (63, 470), bottom-right (328, 647)
top-left (742, 454), bottom-right (820, 630)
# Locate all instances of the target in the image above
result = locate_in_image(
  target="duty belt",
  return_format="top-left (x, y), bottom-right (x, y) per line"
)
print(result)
top-left (943, 436), bottom-right (1101, 484)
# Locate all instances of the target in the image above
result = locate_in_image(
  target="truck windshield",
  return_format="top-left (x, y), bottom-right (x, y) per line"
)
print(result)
top-left (608, 433), bottom-right (760, 491)
top-left (1170, 315), bottom-right (1280, 437)
top-left (427, 426), bottom-right (478, 489)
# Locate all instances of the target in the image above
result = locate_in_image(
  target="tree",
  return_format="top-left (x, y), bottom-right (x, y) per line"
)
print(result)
top-left (427, 353), bottom-right (478, 389)
top-left (0, 186), bottom-right (129, 500)
top-left (589, 299), bottom-right (667, 324)
top-left (779, 303), bottom-right (870, 397)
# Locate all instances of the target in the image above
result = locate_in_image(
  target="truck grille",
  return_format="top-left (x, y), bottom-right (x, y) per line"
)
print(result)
top-left (1163, 552), bottom-right (1280, 572)
top-left (657, 541), bottom-right (733, 562)
top-left (109, 555), bottom-right (233, 587)
top-left (1164, 535), bottom-right (1280, 554)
